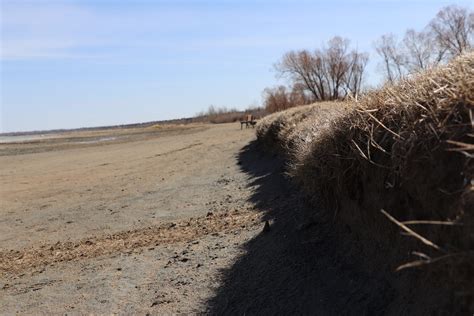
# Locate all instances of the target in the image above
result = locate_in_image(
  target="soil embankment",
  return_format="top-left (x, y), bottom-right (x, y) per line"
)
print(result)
top-left (254, 53), bottom-right (473, 314)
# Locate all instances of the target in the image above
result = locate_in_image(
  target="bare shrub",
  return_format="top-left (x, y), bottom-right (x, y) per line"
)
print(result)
top-left (263, 84), bottom-right (313, 114)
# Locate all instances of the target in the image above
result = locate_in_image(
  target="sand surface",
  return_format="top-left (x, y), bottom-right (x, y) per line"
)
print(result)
top-left (0, 123), bottom-right (264, 314)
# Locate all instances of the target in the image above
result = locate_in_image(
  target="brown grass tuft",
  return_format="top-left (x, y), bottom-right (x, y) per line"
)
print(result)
top-left (256, 102), bottom-right (347, 156)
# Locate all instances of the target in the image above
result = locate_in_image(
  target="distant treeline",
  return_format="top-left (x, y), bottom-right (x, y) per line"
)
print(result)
top-left (194, 105), bottom-right (266, 124)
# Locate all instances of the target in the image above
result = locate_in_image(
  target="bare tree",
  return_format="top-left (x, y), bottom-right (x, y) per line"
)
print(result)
top-left (344, 51), bottom-right (369, 99)
top-left (402, 29), bottom-right (444, 72)
top-left (429, 5), bottom-right (474, 57)
top-left (289, 82), bottom-right (313, 106)
top-left (375, 6), bottom-right (473, 83)
top-left (310, 50), bottom-right (330, 101)
top-left (275, 36), bottom-right (369, 101)
top-left (374, 34), bottom-right (405, 83)
top-left (325, 36), bottom-right (350, 99)
top-left (276, 50), bottom-right (328, 101)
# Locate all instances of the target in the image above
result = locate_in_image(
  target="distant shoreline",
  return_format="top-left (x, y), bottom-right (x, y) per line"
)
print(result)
top-left (1, 108), bottom-right (260, 137)
top-left (0, 117), bottom-right (198, 137)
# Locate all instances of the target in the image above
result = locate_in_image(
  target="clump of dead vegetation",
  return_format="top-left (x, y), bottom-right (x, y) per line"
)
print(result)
top-left (0, 210), bottom-right (261, 276)
top-left (256, 102), bottom-right (347, 155)
top-left (256, 53), bottom-right (473, 313)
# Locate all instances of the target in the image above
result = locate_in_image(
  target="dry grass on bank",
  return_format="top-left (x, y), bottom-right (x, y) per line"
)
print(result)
top-left (256, 102), bottom-right (348, 155)
top-left (256, 53), bottom-right (473, 313)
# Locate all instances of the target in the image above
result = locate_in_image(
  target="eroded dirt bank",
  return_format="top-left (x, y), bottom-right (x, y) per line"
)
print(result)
top-left (251, 54), bottom-right (474, 315)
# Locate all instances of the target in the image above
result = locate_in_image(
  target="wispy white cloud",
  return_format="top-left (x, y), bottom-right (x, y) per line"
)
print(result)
top-left (0, 0), bottom-right (319, 61)
top-left (2, 38), bottom-right (101, 60)
top-left (1, 2), bottom-right (101, 59)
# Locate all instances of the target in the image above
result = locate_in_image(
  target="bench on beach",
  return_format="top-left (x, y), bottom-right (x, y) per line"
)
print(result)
top-left (240, 114), bottom-right (257, 129)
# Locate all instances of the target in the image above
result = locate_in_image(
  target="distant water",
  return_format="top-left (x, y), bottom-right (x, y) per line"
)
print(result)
top-left (76, 137), bottom-right (117, 144)
top-left (0, 134), bottom-right (56, 144)
top-left (0, 135), bottom-right (118, 144)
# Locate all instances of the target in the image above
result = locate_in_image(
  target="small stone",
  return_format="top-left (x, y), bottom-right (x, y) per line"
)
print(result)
top-left (262, 220), bottom-right (271, 233)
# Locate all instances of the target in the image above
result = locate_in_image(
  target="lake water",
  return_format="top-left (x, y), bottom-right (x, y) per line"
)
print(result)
top-left (0, 134), bottom-right (58, 144)
top-left (0, 135), bottom-right (118, 144)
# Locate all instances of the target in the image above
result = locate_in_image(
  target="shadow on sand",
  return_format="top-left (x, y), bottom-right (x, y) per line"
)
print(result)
top-left (205, 140), bottom-right (394, 315)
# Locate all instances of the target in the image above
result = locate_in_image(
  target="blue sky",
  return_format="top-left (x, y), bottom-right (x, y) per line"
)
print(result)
top-left (1, 0), bottom-right (471, 132)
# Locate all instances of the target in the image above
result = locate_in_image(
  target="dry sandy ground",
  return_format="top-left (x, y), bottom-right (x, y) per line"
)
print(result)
top-left (0, 123), bottom-right (265, 314)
